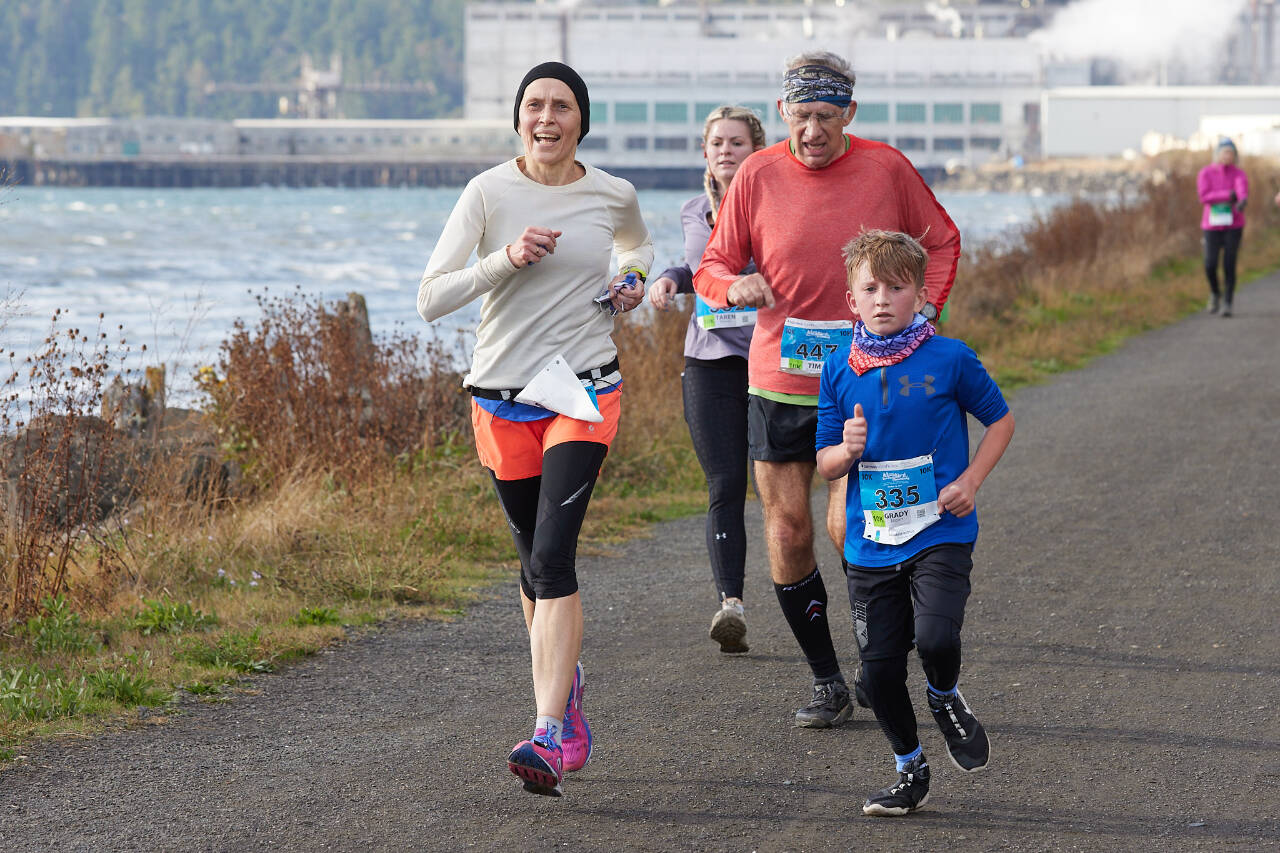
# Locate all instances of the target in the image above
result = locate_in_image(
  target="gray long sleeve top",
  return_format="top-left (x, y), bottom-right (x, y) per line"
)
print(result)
top-left (656, 194), bottom-right (753, 362)
top-left (418, 159), bottom-right (653, 389)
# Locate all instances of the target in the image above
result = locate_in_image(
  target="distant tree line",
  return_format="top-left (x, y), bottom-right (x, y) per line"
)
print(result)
top-left (0, 0), bottom-right (465, 119)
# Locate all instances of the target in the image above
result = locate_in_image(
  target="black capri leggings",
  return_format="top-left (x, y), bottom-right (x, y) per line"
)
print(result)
top-left (682, 356), bottom-right (750, 601)
top-left (489, 440), bottom-right (608, 600)
top-left (1203, 227), bottom-right (1243, 302)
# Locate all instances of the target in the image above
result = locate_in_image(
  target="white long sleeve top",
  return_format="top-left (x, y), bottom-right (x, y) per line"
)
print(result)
top-left (418, 158), bottom-right (654, 390)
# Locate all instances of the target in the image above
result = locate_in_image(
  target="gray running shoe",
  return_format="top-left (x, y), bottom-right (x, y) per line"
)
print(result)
top-left (709, 597), bottom-right (748, 653)
top-left (927, 687), bottom-right (990, 772)
top-left (863, 753), bottom-right (930, 816)
top-left (793, 679), bottom-right (852, 728)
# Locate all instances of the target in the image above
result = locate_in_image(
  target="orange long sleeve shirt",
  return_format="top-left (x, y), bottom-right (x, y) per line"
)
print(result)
top-left (694, 136), bottom-right (960, 398)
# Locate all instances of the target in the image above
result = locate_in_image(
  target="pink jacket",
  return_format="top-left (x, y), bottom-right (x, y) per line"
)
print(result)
top-left (1197, 163), bottom-right (1248, 230)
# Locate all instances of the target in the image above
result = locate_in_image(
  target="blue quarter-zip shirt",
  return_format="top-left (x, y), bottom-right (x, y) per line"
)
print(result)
top-left (817, 335), bottom-right (1009, 568)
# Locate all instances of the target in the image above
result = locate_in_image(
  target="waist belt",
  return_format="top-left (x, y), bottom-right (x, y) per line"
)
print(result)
top-left (467, 357), bottom-right (621, 401)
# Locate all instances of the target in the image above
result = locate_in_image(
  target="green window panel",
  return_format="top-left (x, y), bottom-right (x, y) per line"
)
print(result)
top-left (695, 102), bottom-right (722, 122)
top-left (857, 103), bottom-right (889, 123)
top-left (655, 102), bottom-right (689, 123)
top-left (896, 103), bottom-right (927, 123)
top-left (745, 102), bottom-right (772, 121)
top-left (615, 102), bottom-right (649, 123)
top-left (933, 103), bottom-right (964, 124)
top-left (590, 102), bottom-right (608, 125)
top-left (971, 103), bottom-right (1002, 123)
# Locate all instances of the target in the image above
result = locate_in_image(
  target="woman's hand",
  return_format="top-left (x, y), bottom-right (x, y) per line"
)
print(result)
top-left (506, 227), bottom-right (563, 268)
top-left (608, 272), bottom-right (645, 313)
top-left (648, 276), bottom-right (679, 310)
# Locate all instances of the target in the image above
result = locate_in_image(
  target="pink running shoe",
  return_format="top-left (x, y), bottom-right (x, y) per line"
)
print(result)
top-left (561, 661), bottom-right (593, 772)
top-left (507, 732), bottom-right (563, 797)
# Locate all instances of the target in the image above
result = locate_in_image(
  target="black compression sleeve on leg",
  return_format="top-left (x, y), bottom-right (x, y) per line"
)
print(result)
top-left (915, 613), bottom-right (962, 694)
top-left (774, 567), bottom-right (842, 682)
top-left (489, 471), bottom-right (541, 600)
top-left (861, 656), bottom-right (920, 756)
top-left (527, 441), bottom-right (608, 600)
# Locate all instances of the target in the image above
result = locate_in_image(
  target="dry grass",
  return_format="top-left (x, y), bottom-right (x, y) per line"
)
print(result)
top-left (1, 312), bottom-right (138, 621)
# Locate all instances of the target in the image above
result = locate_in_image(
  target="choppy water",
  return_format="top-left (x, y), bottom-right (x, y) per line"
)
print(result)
top-left (0, 184), bottom-right (1066, 402)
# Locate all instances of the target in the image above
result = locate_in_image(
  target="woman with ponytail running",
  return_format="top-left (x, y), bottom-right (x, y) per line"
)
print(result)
top-left (648, 105), bottom-right (767, 654)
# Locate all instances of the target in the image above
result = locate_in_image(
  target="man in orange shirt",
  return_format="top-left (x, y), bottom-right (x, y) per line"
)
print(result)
top-left (695, 51), bottom-right (960, 728)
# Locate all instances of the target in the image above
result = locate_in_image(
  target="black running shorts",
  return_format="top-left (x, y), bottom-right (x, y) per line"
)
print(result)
top-left (844, 544), bottom-right (974, 661)
top-left (747, 394), bottom-right (818, 463)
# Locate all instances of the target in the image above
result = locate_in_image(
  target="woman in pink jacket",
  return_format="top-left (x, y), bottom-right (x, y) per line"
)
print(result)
top-left (1197, 138), bottom-right (1248, 317)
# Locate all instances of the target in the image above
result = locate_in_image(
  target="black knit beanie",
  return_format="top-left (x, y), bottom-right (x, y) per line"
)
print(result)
top-left (512, 61), bottom-right (590, 143)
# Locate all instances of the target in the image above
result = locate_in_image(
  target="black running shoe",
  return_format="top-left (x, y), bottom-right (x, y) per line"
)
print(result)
top-left (863, 753), bottom-right (930, 816)
top-left (852, 664), bottom-right (871, 709)
top-left (793, 679), bottom-right (852, 728)
top-left (927, 687), bottom-right (990, 772)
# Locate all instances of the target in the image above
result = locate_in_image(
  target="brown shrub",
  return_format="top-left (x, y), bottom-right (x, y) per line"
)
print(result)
top-left (199, 288), bottom-right (469, 487)
top-left (0, 313), bottom-right (136, 620)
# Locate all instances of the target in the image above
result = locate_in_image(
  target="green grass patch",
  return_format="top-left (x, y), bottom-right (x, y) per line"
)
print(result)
top-left (175, 629), bottom-right (276, 674)
top-left (291, 606), bottom-right (342, 627)
top-left (20, 596), bottom-right (99, 654)
top-left (132, 599), bottom-right (219, 636)
top-left (1, 666), bottom-right (89, 721)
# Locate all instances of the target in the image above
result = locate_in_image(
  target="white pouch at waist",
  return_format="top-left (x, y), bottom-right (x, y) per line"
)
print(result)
top-left (514, 353), bottom-right (604, 423)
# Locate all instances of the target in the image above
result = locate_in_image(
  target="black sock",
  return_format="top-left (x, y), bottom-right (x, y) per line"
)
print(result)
top-left (774, 567), bottom-right (842, 682)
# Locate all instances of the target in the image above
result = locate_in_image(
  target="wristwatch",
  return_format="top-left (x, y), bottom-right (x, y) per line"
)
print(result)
top-left (921, 302), bottom-right (939, 321)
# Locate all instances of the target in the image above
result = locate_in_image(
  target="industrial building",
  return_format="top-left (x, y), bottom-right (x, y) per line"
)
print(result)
top-left (464, 0), bottom-right (1082, 173)
top-left (1042, 86), bottom-right (1280, 158)
top-left (3, 0), bottom-right (1280, 187)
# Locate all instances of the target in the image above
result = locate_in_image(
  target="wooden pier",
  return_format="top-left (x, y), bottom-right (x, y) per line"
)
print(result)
top-left (0, 156), bottom-right (705, 190)
top-left (1, 156), bottom-right (492, 189)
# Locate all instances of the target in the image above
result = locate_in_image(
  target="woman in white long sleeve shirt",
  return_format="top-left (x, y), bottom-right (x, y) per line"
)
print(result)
top-left (418, 61), bottom-right (652, 799)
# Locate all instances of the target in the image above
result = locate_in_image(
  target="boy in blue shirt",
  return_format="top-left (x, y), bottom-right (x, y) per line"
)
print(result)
top-left (816, 229), bottom-right (1015, 816)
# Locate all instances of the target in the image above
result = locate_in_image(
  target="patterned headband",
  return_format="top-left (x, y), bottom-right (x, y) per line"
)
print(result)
top-left (782, 64), bottom-right (853, 107)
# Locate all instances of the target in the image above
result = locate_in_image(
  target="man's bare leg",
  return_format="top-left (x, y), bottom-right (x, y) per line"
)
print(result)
top-left (826, 475), bottom-right (847, 558)
top-left (755, 459), bottom-right (851, 727)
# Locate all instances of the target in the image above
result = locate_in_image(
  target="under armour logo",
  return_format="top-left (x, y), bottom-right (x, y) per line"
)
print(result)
top-left (806, 600), bottom-right (824, 621)
top-left (899, 374), bottom-right (936, 397)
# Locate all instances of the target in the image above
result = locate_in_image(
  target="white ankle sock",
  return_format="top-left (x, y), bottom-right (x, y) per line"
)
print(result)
top-left (535, 715), bottom-right (563, 747)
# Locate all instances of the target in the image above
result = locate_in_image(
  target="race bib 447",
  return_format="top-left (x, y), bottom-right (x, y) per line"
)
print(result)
top-left (779, 317), bottom-right (852, 376)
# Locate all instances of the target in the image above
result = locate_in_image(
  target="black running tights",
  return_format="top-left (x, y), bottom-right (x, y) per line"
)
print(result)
top-left (681, 358), bottom-right (750, 601)
top-left (1203, 227), bottom-right (1243, 302)
top-left (489, 441), bottom-right (608, 601)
